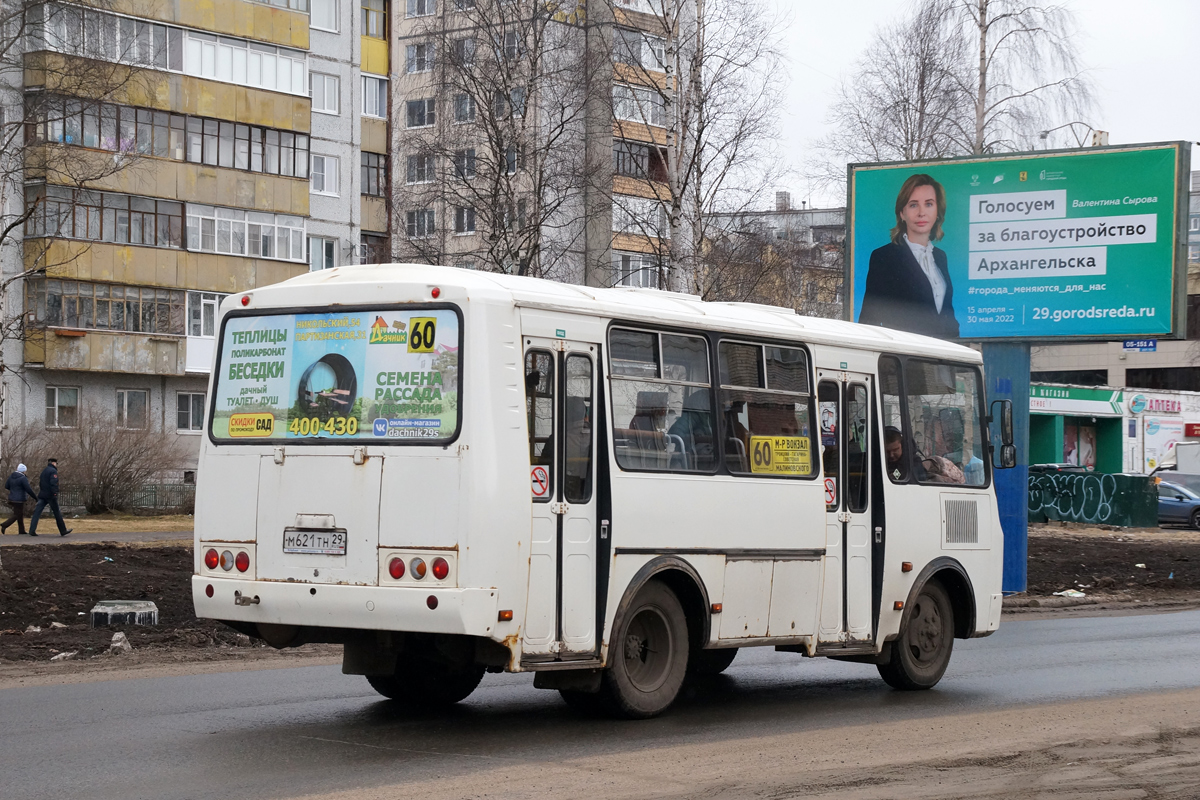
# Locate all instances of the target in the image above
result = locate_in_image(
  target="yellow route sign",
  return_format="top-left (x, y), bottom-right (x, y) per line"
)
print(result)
top-left (749, 436), bottom-right (811, 475)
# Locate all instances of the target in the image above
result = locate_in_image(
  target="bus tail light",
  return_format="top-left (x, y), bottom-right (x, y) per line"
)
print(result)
top-left (431, 557), bottom-right (449, 581)
top-left (426, 595), bottom-right (438, 609)
top-left (411, 558), bottom-right (427, 580)
top-left (205, 584), bottom-right (214, 598)
top-left (388, 557), bottom-right (405, 580)
top-left (220, 550), bottom-right (235, 571)
top-left (204, 549), bottom-right (219, 570)
top-left (498, 609), bottom-right (513, 621)
top-left (235, 552), bottom-right (250, 572)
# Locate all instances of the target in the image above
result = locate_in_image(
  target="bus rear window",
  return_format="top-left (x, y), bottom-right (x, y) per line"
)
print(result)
top-left (209, 307), bottom-right (460, 443)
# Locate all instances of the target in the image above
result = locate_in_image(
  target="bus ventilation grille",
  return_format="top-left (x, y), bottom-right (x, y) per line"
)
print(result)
top-left (944, 499), bottom-right (979, 544)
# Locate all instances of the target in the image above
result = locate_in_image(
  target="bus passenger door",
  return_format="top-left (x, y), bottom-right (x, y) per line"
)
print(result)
top-left (522, 338), bottom-right (598, 661)
top-left (817, 371), bottom-right (874, 646)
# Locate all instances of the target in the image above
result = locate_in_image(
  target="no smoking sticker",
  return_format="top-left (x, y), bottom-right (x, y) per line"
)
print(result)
top-left (824, 477), bottom-right (837, 506)
top-left (531, 466), bottom-right (550, 498)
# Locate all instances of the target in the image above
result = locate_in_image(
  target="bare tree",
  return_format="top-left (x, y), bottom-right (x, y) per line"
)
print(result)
top-left (812, 0), bottom-right (1094, 191)
top-left (699, 223), bottom-right (843, 315)
top-left (811, 0), bottom-right (969, 188)
top-left (604, 0), bottom-right (788, 294)
top-left (391, 1), bottom-right (604, 282)
top-left (952, 0), bottom-right (1094, 154)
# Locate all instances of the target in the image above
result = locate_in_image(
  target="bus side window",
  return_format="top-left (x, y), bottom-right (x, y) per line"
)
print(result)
top-left (525, 351), bottom-right (555, 486)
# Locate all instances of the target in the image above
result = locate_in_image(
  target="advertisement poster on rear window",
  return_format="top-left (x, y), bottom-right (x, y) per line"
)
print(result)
top-left (847, 143), bottom-right (1188, 340)
top-left (210, 308), bottom-right (460, 443)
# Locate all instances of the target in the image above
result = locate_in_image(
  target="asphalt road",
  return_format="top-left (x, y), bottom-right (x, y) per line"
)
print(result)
top-left (4, 609), bottom-right (1200, 800)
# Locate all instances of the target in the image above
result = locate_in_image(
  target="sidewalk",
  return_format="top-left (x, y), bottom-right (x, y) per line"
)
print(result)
top-left (0, 530), bottom-right (191, 546)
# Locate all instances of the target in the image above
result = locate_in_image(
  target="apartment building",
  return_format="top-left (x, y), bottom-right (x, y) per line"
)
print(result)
top-left (6, 0), bottom-right (380, 477)
top-left (390, 0), bottom-right (672, 288)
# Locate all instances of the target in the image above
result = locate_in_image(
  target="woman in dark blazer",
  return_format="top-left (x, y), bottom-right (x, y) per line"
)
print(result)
top-left (858, 173), bottom-right (959, 339)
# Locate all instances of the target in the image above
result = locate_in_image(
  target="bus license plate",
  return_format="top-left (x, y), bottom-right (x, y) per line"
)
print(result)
top-left (283, 529), bottom-right (347, 556)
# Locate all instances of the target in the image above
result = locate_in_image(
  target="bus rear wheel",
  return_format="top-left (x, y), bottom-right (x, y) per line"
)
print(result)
top-left (878, 579), bottom-right (954, 691)
top-left (599, 580), bottom-right (689, 719)
top-left (367, 658), bottom-right (485, 707)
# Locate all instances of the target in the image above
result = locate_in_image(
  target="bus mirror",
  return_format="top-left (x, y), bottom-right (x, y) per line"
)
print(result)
top-left (990, 399), bottom-right (1013, 446)
top-left (999, 444), bottom-right (1016, 469)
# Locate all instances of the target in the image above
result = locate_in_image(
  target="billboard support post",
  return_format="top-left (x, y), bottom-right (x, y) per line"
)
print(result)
top-left (983, 342), bottom-right (1030, 593)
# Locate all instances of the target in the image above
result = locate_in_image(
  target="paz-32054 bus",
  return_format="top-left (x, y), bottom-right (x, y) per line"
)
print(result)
top-left (193, 264), bottom-right (1014, 718)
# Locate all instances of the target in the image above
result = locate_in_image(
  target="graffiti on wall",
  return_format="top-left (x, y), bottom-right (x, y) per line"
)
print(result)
top-left (1028, 471), bottom-right (1157, 527)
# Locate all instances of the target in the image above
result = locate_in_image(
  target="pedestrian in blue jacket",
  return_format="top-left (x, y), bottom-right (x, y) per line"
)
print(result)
top-left (29, 458), bottom-right (71, 537)
top-left (1, 463), bottom-right (34, 535)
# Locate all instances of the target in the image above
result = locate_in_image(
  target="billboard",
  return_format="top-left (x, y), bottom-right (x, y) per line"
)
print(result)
top-left (846, 142), bottom-right (1190, 340)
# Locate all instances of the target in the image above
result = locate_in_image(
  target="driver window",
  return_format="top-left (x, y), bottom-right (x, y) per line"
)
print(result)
top-left (903, 359), bottom-right (986, 487)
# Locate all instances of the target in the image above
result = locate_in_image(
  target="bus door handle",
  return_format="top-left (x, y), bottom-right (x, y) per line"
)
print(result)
top-left (874, 527), bottom-right (883, 544)
top-left (600, 519), bottom-right (609, 539)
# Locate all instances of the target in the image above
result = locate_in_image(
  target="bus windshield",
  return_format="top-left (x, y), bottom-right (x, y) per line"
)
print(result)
top-left (209, 307), bottom-right (460, 443)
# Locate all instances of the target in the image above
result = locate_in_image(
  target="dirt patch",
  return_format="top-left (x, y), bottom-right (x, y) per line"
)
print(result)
top-left (0, 542), bottom-right (261, 664)
top-left (1019, 523), bottom-right (1200, 611)
top-left (39, 513), bottom-right (195, 534)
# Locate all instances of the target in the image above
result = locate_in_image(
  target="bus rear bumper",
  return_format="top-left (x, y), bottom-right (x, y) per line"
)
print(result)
top-left (191, 576), bottom-right (501, 638)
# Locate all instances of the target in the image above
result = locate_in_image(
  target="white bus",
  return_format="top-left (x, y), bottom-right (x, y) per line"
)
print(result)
top-left (193, 264), bottom-right (1014, 718)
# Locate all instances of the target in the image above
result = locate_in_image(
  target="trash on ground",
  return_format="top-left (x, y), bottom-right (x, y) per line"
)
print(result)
top-left (1053, 589), bottom-right (1087, 598)
top-left (1135, 563), bottom-right (1147, 569)
top-left (49, 651), bottom-right (77, 662)
top-left (49, 622), bottom-right (67, 629)
top-left (24, 625), bottom-right (41, 634)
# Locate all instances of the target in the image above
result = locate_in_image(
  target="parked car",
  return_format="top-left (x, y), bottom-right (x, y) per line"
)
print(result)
top-left (1029, 463), bottom-right (1092, 474)
top-left (1157, 481), bottom-right (1200, 528)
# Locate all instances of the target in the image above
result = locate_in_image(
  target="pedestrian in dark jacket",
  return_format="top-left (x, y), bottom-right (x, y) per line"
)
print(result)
top-left (29, 458), bottom-right (71, 537)
top-left (0, 464), bottom-right (34, 535)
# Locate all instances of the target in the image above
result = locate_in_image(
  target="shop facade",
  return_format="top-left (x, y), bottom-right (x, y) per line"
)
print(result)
top-left (1030, 383), bottom-right (1200, 473)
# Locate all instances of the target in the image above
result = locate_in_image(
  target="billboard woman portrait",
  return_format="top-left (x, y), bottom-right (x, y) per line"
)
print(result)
top-left (858, 173), bottom-right (960, 339)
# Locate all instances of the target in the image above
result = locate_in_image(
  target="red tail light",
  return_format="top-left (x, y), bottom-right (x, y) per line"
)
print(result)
top-left (431, 557), bottom-right (449, 580)
top-left (388, 557), bottom-right (405, 579)
top-left (204, 549), bottom-right (219, 570)
top-left (235, 551), bottom-right (250, 572)
top-left (410, 557), bottom-right (427, 580)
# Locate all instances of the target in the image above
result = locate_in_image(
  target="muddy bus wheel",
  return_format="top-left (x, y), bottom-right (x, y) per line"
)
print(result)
top-left (600, 580), bottom-right (689, 719)
top-left (367, 659), bottom-right (485, 706)
top-left (878, 579), bottom-right (954, 691)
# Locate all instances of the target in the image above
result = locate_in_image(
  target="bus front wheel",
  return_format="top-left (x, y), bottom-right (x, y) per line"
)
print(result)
top-left (366, 658), bottom-right (485, 706)
top-left (600, 580), bottom-right (689, 718)
top-left (878, 579), bottom-right (954, 691)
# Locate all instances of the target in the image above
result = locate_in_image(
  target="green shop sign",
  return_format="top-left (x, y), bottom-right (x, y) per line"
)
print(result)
top-left (1029, 384), bottom-right (1123, 416)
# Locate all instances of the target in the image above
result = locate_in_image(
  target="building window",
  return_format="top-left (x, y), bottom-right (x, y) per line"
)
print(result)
top-left (27, 279), bottom-right (186, 334)
top-left (505, 144), bottom-right (521, 175)
top-left (614, 140), bottom-right (668, 181)
top-left (361, 152), bottom-right (386, 196)
top-left (30, 97), bottom-right (311, 176)
top-left (613, 251), bottom-right (659, 288)
top-left (406, 153), bottom-right (435, 184)
top-left (613, 195), bottom-right (669, 238)
top-left (310, 72), bottom-right (340, 114)
top-left (613, 84), bottom-right (666, 127)
top-left (362, 75), bottom-right (387, 118)
top-left (310, 154), bottom-right (339, 195)
top-left (308, 236), bottom-right (337, 270)
top-left (360, 233), bottom-right (389, 264)
top-left (453, 148), bottom-right (476, 179)
top-left (177, 392), bottom-right (205, 432)
top-left (451, 37), bottom-right (475, 67)
top-left (405, 42), bottom-right (434, 73)
top-left (405, 97), bottom-right (434, 127)
top-left (183, 470), bottom-right (196, 484)
top-left (1191, 217), bottom-right (1200, 232)
top-left (406, 0), bottom-right (435, 17)
top-left (45, 387), bottom-right (79, 429)
top-left (362, 0), bottom-right (386, 37)
top-left (614, 28), bottom-right (666, 70)
top-left (116, 389), bottom-right (149, 430)
top-left (453, 0), bottom-right (475, 9)
top-left (502, 29), bottom-right (523, 61)
top-left (187, 291), bottom-right (225, 337)
top-left (503, 200), bottom-right (526, 231)
top-left (36, 6), bottom-right (309, 96)
top-left (406, 209), bottom-right (435, 238)
top-left (454, 206), bottom-right (476, 234)
top-left (24, 185), bottom-right (183, 248)
top-left (453, 93), bottom-right (476, 123)
top-left (311, 0), bottom-right (338, 31)
top-left (186, 205), bottom-right (305, 261)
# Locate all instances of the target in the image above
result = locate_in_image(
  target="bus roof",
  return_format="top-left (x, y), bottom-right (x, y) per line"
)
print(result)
top-left (258, 263), bottom-right (983, 364)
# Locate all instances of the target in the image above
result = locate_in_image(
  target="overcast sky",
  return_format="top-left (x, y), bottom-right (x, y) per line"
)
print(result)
top-left (771, 0), bottom-right (1200, 208)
